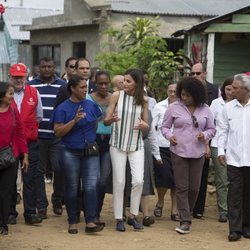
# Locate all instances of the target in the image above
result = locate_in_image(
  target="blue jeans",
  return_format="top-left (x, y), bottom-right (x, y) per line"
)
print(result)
top-left (98, 150), bottom-right (112, 217)
top-left (61, 147), bottom-right (100, 224)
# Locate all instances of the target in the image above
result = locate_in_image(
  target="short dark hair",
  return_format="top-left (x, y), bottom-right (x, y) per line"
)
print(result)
top-left (95, 70), bottom-right (110, 82)
top-left (67, 75), bottom-right (85, 94)
top-left (177, 77), bottom-right (206, 106)
top-left (124, 68), bottom-right (145, 106)
top-left (65, 57), bottom-right (77, 67)
top-left (0, 82), bottom-right (12, 103)
top-left (39, 57), bottom-right (54, 65)
top-left (75, 58), bottom-right (90, 70)
top-left (220, 77), bottom-right (233, 100)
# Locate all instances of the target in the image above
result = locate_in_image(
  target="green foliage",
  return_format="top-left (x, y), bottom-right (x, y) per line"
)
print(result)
top-left (95, 17), bottom-right (179, 101)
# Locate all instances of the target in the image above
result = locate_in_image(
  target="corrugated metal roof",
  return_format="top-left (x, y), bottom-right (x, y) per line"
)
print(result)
top-left (105, 0), bottom-right (250, 16)
top-left (3, 7), bottom-right (62, 40)
top-left (0, 32), bottom-right (10, 64)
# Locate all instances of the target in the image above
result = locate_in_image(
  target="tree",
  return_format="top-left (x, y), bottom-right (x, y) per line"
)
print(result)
top-left (95, 17), bottom-right (179, 100)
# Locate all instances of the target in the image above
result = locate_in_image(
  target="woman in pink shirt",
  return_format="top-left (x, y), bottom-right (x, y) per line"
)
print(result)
top-left (162, 77), bottom-right (215, 234)
top-left (0, 81), bottom-right (28, 235)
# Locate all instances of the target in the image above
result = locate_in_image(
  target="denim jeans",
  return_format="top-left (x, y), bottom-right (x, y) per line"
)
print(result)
top-left (98, 150), bottom-right (112, 217)
top-left (61, 147), bottom-right (100, 224)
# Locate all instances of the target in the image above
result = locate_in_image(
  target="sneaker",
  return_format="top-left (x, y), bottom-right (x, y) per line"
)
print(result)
top-left (45, 177), bottom-right (52, 184)
top-left (218, 214), bottom-right (227, 223)
top-left (127, 217), bottom-right (144, 230)
top-left (116, 220), bottom-right (126, 232)
top-left (175, 224), bottom-right (190, 234)
top-left (25, 215), bottom-right (42, 225)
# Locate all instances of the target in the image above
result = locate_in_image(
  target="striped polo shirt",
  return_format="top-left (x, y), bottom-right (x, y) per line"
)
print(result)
top-left (110, 90), bottom-right (144, 152)
top-left (29, 76), bottom-right (66, 139)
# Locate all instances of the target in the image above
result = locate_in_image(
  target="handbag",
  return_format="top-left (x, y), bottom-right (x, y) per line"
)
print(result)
top-left (0, 146), bottom-right (16, 171)
top-left (83, 142), bottom-right (99, 157)
top-left (0, 107), bottom-right (16, 171)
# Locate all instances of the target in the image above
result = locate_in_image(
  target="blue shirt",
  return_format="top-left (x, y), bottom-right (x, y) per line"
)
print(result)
top-left (29, 76), bottom-right (66, 139)
top-left (86, 94), bottom-right (111, 135)
top-left (51, 99), bottom-right (102, 149)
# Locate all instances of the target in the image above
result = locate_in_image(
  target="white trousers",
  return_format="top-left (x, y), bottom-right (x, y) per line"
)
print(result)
top-left (110, 146), bottom-right (144, 219)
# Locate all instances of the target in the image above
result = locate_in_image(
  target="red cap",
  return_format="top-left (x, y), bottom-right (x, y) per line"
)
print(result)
top-left (9, 63), bottom-right (27, 77)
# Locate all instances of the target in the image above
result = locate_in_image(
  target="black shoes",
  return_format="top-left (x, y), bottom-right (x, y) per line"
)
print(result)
top-left (0, 226), bottom-right (8, 235)
top-left (127, 217), bottom-right (144, 230)
top-left (85, 224), bottom-right (104, 233)
top-left (7, 215), bottom-right (17, 225)
top-left (218, 214), bottom-right (227, 223)
top-left (228, 231), bottom-right (241, 242)
top-left (68, 224), bottom-right (78, 234)
top-left (53, 202), bottom-right (63, 216)
top-left (25, 214), bottom-right (42, 225)
top-left (142, 216), bottom-right (155, 227)
top-left (37, 209), bottom-right (47, 220)
top-left (116, 220), bottom-right (126, 232)
top-left (16, 193), bottom-right (22, 204)
top-left (242, 229), bottom-right (250, 239)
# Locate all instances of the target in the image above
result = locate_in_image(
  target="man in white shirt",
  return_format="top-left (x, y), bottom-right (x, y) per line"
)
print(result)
top-left (218, 74), bottom-right (250, 242)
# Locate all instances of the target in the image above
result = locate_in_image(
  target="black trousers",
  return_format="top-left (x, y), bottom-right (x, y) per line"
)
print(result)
top-left (0, 163), bottom-right (18, 228)
top-left (193, 158), bottom-right (209, 215)
top-left (227, 165), bottom-right (250, 233)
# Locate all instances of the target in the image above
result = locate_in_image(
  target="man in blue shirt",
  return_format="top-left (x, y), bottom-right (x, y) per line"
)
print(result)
top-left (29, 57), bottom-right (66, 219)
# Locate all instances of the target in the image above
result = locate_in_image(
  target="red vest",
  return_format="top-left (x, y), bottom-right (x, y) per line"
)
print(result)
top-left (12, 85), bottom-right (39, 142)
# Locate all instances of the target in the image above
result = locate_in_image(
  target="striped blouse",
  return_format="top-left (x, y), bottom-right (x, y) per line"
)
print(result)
top-left (110, 91), bottom-right (144, 152)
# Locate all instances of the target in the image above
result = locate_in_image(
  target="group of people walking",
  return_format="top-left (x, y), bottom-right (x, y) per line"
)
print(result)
top-left (0, 57), bottom-right (250, 242)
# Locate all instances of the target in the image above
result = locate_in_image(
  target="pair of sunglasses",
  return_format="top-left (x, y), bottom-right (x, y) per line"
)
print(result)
top-left (191, 115), bottom-right (199, 128)
top-left (191, 72), bottom-right (202, 76)
top-left (69, 65), bottom-right (75, 69)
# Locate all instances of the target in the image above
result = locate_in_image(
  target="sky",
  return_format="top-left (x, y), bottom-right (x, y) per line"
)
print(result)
top-left (0, 0), bottom-right (64, 10)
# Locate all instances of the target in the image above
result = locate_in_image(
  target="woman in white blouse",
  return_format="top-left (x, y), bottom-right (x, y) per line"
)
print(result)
top-left (210, 77), bottom-right (234, 223)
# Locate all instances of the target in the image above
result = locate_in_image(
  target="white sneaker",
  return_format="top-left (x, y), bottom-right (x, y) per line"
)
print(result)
top-left (175, 224), bottom-right (190, 234)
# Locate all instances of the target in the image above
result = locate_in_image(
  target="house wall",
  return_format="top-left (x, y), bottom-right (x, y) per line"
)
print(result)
top-left (109, 13), bottom-right (203, 38)
top-left (214, 33), bottom-right (250, 84)
top-left (30, 25), bottom-right (99, 74)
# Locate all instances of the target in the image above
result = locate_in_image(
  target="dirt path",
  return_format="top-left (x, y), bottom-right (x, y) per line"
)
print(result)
top-left (0, 184), bottom-right (249, 250)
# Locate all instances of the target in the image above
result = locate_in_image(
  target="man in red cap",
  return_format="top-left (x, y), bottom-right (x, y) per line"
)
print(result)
top-left (8, 63), bottom-right (43, 225)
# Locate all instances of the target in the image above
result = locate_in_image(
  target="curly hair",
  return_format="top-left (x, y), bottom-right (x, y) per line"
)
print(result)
top-left (177, 77), bottom-right (207, 106)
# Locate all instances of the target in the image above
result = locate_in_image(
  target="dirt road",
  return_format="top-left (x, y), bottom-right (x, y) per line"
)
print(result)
top-left (0, 184), bottom-right (249, 250)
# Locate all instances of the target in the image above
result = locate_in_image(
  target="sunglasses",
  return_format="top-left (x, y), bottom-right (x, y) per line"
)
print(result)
top-left (191, 115), bottom-right (199, 128)
top-left (69, 65), bottom-right (75, 69)
top-left (191, 72), bottom-right (202, 76)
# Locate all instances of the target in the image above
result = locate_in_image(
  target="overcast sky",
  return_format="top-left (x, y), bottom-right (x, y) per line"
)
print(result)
top-left (0, 0), bottom-right (64, 10)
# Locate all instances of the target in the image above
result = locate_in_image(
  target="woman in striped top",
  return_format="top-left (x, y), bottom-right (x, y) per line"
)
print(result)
top-left (104, 69), bottom-right (149, 232)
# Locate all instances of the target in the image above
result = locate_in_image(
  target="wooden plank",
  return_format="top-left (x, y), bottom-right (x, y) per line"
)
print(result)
top-left (232, 14), bottom-right (250, 24)
top-left (205, 23), bottom-right (250, 33)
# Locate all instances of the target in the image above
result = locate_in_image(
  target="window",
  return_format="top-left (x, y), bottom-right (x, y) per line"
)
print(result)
top-left (33, 45), bottom-right (61, 75)
top-left (165, 38), bottom-right (184, 54)
top-left (73, 42), bottom-right (86, 58)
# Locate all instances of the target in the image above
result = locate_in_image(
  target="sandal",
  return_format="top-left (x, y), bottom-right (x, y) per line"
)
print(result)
top-left (143, 216), bottom-right (155, 226)
top-left (170, 214), bottom-right (180, 221)
top-left (154, 204), bottom-right (163, 217)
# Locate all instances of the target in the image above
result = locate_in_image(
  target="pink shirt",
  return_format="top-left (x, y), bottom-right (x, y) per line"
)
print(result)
top-left (162, 100), bottom-right (215, 158)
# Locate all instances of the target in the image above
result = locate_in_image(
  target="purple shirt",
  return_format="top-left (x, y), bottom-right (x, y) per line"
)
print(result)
top-left (162, 100), bottom-right (215, 158)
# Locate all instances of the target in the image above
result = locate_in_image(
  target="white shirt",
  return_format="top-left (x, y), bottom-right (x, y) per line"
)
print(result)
top-left (210, 97), bottom-right (225, 147)
top-left (147, 122), bottom-right (161, 160)
top-left (217, 99), bottom-right (250, 167)
top-left (152, 98), bottom-right (170, 148)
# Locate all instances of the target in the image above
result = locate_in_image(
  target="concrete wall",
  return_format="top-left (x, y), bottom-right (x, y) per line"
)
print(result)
top-left (30, 25), bottom-right (99, 72)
